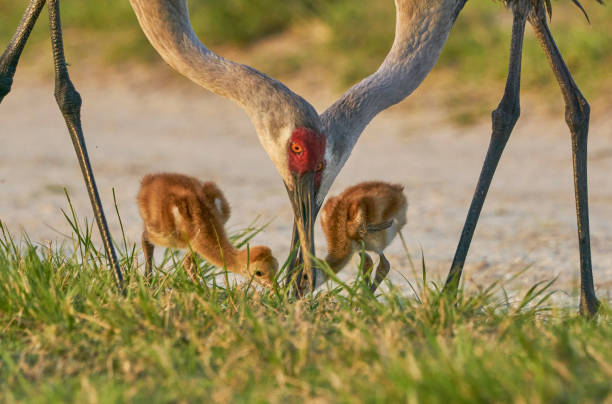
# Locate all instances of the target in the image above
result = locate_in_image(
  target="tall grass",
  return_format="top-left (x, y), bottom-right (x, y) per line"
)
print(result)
top-left (0, 196), bottom-right (611, 402)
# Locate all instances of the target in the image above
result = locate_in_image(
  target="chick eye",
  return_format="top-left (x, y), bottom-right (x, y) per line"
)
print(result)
top-left (316, 162), bottom-right (325, 172)
top-left (291, 142), bottom-right (303, 154)
top-left (255, 270), bottom-right (263, 277)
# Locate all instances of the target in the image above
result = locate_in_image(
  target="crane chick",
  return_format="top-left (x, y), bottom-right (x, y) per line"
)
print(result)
top-left (318, 181), bottom-right (407, 292)
top-left (137, 173), bottom-right (278, 287)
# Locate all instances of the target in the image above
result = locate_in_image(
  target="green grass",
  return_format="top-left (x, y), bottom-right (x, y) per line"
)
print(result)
top-left (0, 196), bottom-right (611, 402)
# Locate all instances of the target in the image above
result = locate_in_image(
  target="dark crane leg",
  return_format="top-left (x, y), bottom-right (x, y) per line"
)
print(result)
top-left (443, 10), bottom-right (526, 294)
top-left (0, 0), bottom-right (124, 289)
top-left (0, 0), bottom-right (46, 101)
top-left (530, 10), bottom-right (598, 316)
top-left (444, 4), bottom-right (599, 316)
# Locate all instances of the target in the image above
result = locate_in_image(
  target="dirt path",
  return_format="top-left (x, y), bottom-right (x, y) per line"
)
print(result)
top-left (1, 73), bottom-right (612, 303)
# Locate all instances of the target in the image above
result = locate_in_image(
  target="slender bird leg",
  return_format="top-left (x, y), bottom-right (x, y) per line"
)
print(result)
top-left (142, 230), bottom-right (154, 278)
top-left (443, 11), bottom-right (526, 294)
top-left (0, 0), bottom-right (46, 102)
top-left (47, 0), bottom-right (123, 288)
top-left (359, 251), bottom-right (374, 287)
top-left (182, 254), bottom-right (198, 283)
top-left (530, 12), bottom-right (599, 316)
top-left (370, 254), bottom-right (390, 293)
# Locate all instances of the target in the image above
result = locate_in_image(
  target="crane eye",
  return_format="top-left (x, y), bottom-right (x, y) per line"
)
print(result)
top-left (291, 142), bottom-right (303, 154)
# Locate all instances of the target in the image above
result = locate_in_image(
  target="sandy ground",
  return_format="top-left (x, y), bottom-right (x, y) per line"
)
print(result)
top-left (1, 71), bottom-right (612, 306)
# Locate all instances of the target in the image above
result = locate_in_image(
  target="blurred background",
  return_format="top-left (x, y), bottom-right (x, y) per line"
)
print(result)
top-left (1, 0), bottom-right (611, 297)
top-left (1, 0), bottom-right (611, 124)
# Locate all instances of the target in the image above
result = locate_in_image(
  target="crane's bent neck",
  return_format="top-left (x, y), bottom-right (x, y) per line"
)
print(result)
top-left (318, 0), bottom-right (466, 203)
top-left (129, 0), bottom-right (319, 141)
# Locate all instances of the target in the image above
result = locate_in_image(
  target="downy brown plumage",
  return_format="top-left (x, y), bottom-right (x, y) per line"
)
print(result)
top-left (137, 173), bottom-right (278, 287)
top-left (319, 181), bottom-right (408, 292)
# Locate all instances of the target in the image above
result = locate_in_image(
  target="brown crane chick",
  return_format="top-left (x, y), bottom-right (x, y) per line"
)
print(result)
top-left (137, 173), bottom-right (278, 287)
top-left (319, 181), bottom-right (407, 292)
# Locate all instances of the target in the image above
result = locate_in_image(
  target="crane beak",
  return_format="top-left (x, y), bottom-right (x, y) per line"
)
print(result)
top-left (285, 172), bottom-right (317, 294)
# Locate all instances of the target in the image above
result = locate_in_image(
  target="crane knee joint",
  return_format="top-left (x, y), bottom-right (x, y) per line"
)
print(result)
top-left (491, 103), bottom-right (520, 133)
top-left (565, 96), bottom-right (590, 137)
top-left (54, 80), bottom-right (82, 117)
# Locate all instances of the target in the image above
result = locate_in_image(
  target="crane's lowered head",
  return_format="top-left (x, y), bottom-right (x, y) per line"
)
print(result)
top-left (282, 127), bottom-right (326, 288)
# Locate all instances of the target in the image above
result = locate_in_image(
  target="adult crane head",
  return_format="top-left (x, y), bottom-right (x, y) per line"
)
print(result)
top-left (129, 0), bottom-right (327, 285)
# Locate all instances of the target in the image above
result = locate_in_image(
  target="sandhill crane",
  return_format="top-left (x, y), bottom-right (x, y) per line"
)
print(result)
top-left (137, 173), bottom-right (278, 287)
top-left (318, 182), bottom-right (408, 292)
top-left (0, 0), bottom-right (602, 314)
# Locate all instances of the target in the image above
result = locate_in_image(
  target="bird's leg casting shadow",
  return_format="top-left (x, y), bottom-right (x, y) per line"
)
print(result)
top-left (443, 10), bottom-right (526, 295)
top-left (1, 0), bottom-right (124, 289)
top-left (529, 9), bottom-right (598, 316)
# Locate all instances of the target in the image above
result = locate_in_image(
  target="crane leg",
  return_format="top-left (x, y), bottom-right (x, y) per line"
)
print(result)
top-left (0, 0), bottom-right (46, 102)
top-left (530, 11), bottom-right (598, 316)
top-left (444, 11), bottom-right (526, 294)
top-left (1, 1), bottom-right (124, 289)
top-left (53, 1), bottom-right (124, 287)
